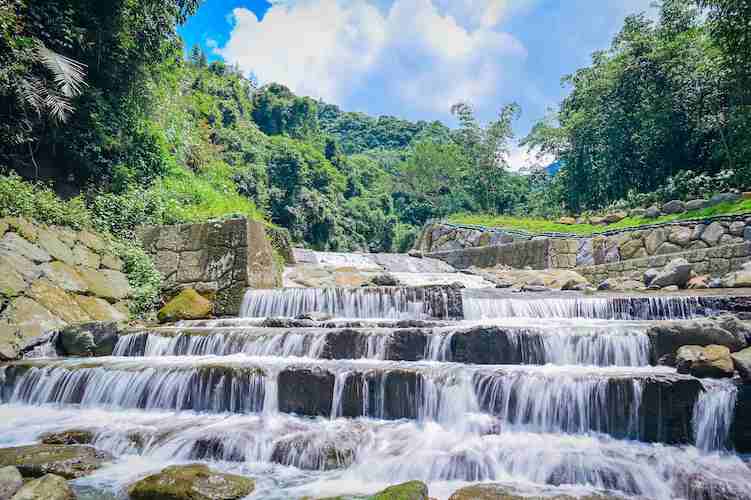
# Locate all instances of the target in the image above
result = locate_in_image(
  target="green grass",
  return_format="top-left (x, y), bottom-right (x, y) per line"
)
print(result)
top-left (449, 198), bottom-right (751, 236)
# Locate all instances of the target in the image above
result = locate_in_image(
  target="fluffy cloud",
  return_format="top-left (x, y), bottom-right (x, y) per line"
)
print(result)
top-left (217, 0), bottom-right (527, 116)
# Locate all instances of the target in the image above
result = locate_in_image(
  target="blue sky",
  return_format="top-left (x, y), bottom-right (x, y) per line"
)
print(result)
top-left (180, 0), bottom-right (656, 168)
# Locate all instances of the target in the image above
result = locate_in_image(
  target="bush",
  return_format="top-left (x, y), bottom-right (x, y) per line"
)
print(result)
top-left (0, 172), bottom-right (92, 229)
top-left (89, 187), bottom-right (167, 239)
top-left (111, 239), bottom-right (162, 319)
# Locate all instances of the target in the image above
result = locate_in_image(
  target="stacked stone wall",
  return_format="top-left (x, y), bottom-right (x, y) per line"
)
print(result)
top-left (139, 218), bottom-right (282, 316)
top-left (578, 242), bottom-right (751, 284)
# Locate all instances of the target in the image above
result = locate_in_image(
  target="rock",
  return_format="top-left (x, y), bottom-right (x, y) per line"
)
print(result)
top-left (644, 228), bottom-right (667, 254)
top-left (720, 234), bottom-right (743, 245)
top-left (643, 268), bottom-right (659, 286)
top-left (0, 298), bottom-right (65, 353)
top-left (602, 211), bottom-right (627, 223)
top-left (77, 230), bottom-right (106, 253)
top-left (0, 466), bottom-right (23, 500)
top-left (701, 222), bottom-right (726, 245)
top-left (40, 430), bottom-right (94, 446)
top-left (127, 464), bottom-right (254, 500)
top-left (663, 285), bottom-right (680, 292)
top-left (650, 258), bottom-right (691, 288)
top-left (72, 245), bottom-right (100, 269)
top-left (644, 205), bottom-right (661, 218)
top-left (677, 344), bottom-right (734, 378)
top-left (597, 280), bottom-right (612, 291)
top-left (0, 445), bottom-right (111, 479)
top-left (370, 274), bottom-right (400, 286)
top-left (58, 322), bottom-right (125, 357)
top-left (9, 474), bottom-right (74, 500)
top-left (686, 275), bottom-right (709, 289)
top-left (589, 216), bottom-right (605, 225)
top-left (731, 347), bottom-right (751, 382)
top-left (0, 251), bottom-right (40, 284)
top-left (74, 296), bottom-right (127, 322)
top-left (729, 221), bottom-right (746, 236)
top-left (558, 217), bottom-right (576, 225)
top-left (720, 268), bottom-right (751, 288)
top-left (561, 278), bottom-right (588, 291)
top-left (100, 254), bottom-right (123, 271)
top-left (35, 229), bottom-right (75, 266)
top-left (0, 234), bottom-right (50, 264)
top-left (662, 200), bottom-right (686, 214)
top-left (687, 241), bottom-right (709, 251)
top-left (494, 280), bottom-right (514, 289)
top-left (618, 238), bottom-right (644, 259)
top-left (709, 192), bottom-right (741, 206)
top-left (76, 268), bottom-right (131, 301)
top-left (685, 199), bottom-right (708, 211)
top-left (27, 280), bottom-right (90, 324)
top-left (655, 242), bottom-right (683, 255)
top-left (745, 226), bottom-right (751, 241)
top-left (0, 264), bottom-right (27, 298)
top-left (38, 262), bottom-right (88, 293)
top-left (448, 484), bottom-right (617, 500)
top-left (5, 218), bottom-right (38, 242)
top-left (521, 285), bottom-right (551, 292)
top-left (629, 208), bottom-right (647, 218)
top-left (368, 481), bottom-right (428, 500)
top-left (647, 316), bottom-right (749, 363)
top-left (668, 226), bottom-right (692, 246)
top-left (158, 288), bottom-right (213, 323)
top-left (709, 278), bottom-right (723, 288)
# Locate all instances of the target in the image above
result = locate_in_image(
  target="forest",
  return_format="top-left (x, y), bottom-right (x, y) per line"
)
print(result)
top-left (0, 0), bottom-right (749, 253)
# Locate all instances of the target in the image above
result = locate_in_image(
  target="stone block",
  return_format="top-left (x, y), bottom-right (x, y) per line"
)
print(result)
top-left (655, 242), bottom-right (683, 255)
top-left (179, 223), bottom-right (211, 252)
top-left (74, 295), bottom-right (128, 322)
top-left (37, 228), bottom-right (76, 265)
top-left (27, 279), bottom-right (91, 324)
top-left (155, 250), bottom-right (179, 279)
top-left (156, 226), bottom-right (184, 252)
top-left (745, 226), bottom-right (751, 241)
top-left (645, 228), bottom-right (668, 255)
top-left (720, 234), bottom-right (744, 246)
top-left (76, 268), bottom-right (132, 301)
top-left (5, 217), bottom-right (38, 242)
top-left (0, 233), bottom-right (50, 264)
top-left (50, 226), bottom-right (77, 248)
top-left (100, 253), bottom-right (124, 271)
top-left (208, 218), bottom-right (246, 248)
top-left (702, 222), bottom-right (726, 245)
top-left (72, 244), bottom-right (101, 269)
top-left (77, 230), bottom-right (106, 253)
top-left (39, 262), bottom-right (89, 293)
top-left (729, 221), bottom-right (746, 236)
top-left (662, 200), bottom-right (686, 214)
top-left (668, 226), bottom-right (692, 247)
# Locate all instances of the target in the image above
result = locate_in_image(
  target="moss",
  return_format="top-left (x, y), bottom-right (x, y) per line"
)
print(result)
top-left (157, 288), bottom-right (213, 323)
top-left (369, 481), bottom-right (428, 500)
top-left (0, 444), bottom-right (110, 479)
top-left (40, 430), bottom-right (94, 445)
top-left (128, 464), bottom-right (254, 500)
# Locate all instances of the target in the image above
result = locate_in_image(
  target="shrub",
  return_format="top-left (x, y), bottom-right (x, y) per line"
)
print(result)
top-left (0, 171), bottom-right (92, 229)
top-left (89, 187), bottom-right (167, 239)
top-left (112, 239), bottom-right (162, 319)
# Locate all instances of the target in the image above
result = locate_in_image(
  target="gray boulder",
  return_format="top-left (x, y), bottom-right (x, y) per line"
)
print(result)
top-left (720, 263), bottom-right (751, 288)
top-left (650, 258), bottom-right (691, 288)
top-left (729, 221), bottom-right (746, 236)
top-left (685, 199), bottom-right (708, 211)
top-left (701, 222), bottom-right (726, 245)
top-left (0, 445), bottom-right (111, 480)
top-left (0, 466), bottom-right (23, 500)
top-left (662, 200), bottom-right (686, 214)
top-left (645, 206), bottom-right (661, 219)
top-left (731, 347), bottom-right (751, 382)
top-left (57, 322), bottom-right (126, 357)
top-left (9, 474), bottom-right (74, 500)
top-left (643, 268), bottom-right (659, 286)
top-left (709, 192), bottom-right (741, 206)
top-left (370, 273), bottom-right (400, 286)
top-left (128, 464), bottom-right (255, 500)
top-left (629, 208), bottom-right (647, 218)
top-left (647, 315), bottom-right (749, 363)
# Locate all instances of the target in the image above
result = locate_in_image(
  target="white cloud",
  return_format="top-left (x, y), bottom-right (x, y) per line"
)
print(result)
top-left (217, 0), bottom-right (527, 115)
top-left (505, 144), bottom-right (555, 173)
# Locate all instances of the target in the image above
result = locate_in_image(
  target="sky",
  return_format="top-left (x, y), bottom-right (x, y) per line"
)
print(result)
top-left (180, 0), bottom-right (657, 169)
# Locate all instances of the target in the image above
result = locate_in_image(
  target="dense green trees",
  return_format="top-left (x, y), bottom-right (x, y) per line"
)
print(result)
top-left (526, 0), bottom-right (751, 212)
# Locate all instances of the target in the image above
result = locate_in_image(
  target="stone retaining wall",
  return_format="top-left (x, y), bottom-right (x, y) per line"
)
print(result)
top-left (0, 218), bottom-right (132, 360)
top-left (419, 216), bottom-right (751, 270)
top-left (139, 218), bottom-right (282, 316)
top-left (578, 242), bottom-right (751, 284)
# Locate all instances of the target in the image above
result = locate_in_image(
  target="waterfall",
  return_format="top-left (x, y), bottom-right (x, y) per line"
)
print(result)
top-left (241, 287), bottom-right (458, 319)
top-left (462, 294), bottom-right (703, 320)
top-left (693, 381), bottom-right (738, 452)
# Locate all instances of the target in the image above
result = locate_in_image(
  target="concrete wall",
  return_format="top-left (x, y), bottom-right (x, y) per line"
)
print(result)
top-left (139, 218), bottom-right (282, 316)
top-left (578, 242), bottom-right (751, 284)
top-left (427, 238), bottom-right (579, 270)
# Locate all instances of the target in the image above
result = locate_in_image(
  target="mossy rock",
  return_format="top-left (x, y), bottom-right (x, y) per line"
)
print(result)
top-left (369, 481), bottom-right (428, 500)
top-left (9, 473), bottom-right (75, 500)
top-left (448, 484), bottom-right (623, 500)
top-left (157, 288), bottom-right (213, 323)
top-left (0, 444), bottom-right (111, 479)
top-left (40, 430), bottom-right (94, 445)
top-left (127, 464), bottom-right (254, 500)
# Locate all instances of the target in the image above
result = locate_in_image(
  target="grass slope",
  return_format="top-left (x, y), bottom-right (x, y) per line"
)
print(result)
top-left (449, 199), bottom-right (751, 236)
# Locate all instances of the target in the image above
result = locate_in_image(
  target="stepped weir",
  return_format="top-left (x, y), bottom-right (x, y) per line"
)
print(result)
top-left (1, 250), bottom-right (751, 499)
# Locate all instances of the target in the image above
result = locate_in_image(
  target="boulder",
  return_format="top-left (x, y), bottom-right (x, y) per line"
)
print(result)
top-left (668, 226), bottom-right (692, 247)
top-left (720, 267), bottom-right (751, 288)
top-left (76, 268), bottom-right (131, 301)
top-left (0, 234), bottom-right (50, 264)
top-left (5, 218), bottom-right (38, 242)
top-left (57, 322), bottom-right (126, 357)
top-left (72, 245), bottom-right (100, 269)
top-left (731, 347), bottom-right (751, 382)
top-left (40, 430), bottom-right (94, 446)
top-left (0, 445), bottom-right (111, 479)
top-left (618, 239), bottom-right (644, 259)
top-left (35, 229), bottom-right (75, 266)
top-left (643, 268), bottom-right (659, 287)
top-left (368, 481), bottom-right (428, 500)
top-left (644, 229), bottom-right (667, 254)
top-left (644, 206), bottom-right (661, 218)
top-left (662, 200), bottom-right (686, 214)
top-left (701, 222), bottom-right (726, 245)
top-left (0, 466), bottom-right (23, 500)
top-left (158, 288), bottom-right (213, 323)
top-left (686, 275), bottom-right (709, 289)
top-left (676, 344), bottom-right (734, 378)
top-left (8, 474), bottom-right (74, 500)
top-left (100, 254), bottom-right (123, 271)
top-left (127, 464), bottom-right (254, 500)
top-left (650, 258), bottom-right (691, 288)
top-left (685, 199), bottom-right (708, 211)
top-left (558, 217), bottom-right (576, 225)
top-left (27, 280), bottom-right (91, 324)
top-left (0, 251), bottom-right (40, 283)
top-left (647, 316), bottom-right (749, 363)
top-left (77, 230), bottom-right (106, 253)
top-left (589, 216), bottom-right (605, 225)
top-left (602, 211), bottom-right (627, 224)
top-left (729, 221), bottom-right (746, 236)
top-left (655, 242), bottom-right (683, 255)
top-left (74, 296), bottom-right (127, 322)
top-left (629, 208), bottom-right (647, 218)
top-left (38, 262), bottom-right (88, 293)
top-left (370, 274), bottom-right (400, 286)
top-left (0, 264), bottom-right (27, 298)
top-left (709, 192), bottom-right (740, 206)
top-left (745, 226), bottom-right (751, 241)
top-left (448, 484), bottom-right (619, 500)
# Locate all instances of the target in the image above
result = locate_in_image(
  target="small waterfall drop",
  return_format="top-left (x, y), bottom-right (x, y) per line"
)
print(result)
top-left (693, 381), bottom-right (738, 452)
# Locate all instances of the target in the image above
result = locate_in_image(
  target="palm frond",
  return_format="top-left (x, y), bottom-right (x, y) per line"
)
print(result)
top-left (15, 77), bottom-right (46, 116)
top-left (35, 41), bottom-right (87, 98)
top-left (42, 89), bottom-right (76, 123)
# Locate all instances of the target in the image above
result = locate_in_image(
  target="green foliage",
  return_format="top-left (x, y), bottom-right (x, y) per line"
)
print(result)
top-left (0, 171), bottom-right (91, 228)
top-left (252, 83), bottom-right (319, 139)
top-left (112, 239), bottom-right (162, 319)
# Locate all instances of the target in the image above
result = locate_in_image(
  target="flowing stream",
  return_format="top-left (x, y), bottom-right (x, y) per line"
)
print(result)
top-left (0, 280), bottom-right (749, 499)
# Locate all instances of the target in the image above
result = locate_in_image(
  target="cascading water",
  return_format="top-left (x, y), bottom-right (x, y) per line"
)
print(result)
top-left (1, 266), bottom-right (750, 499)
